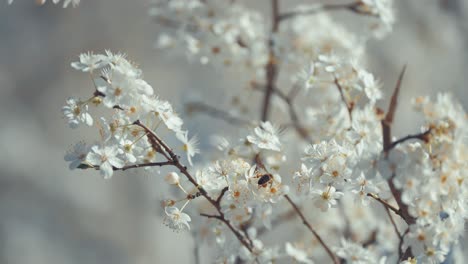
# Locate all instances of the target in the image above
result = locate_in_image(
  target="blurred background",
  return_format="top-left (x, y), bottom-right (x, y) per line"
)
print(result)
top-left (0, 0), bottom-right (467, 263)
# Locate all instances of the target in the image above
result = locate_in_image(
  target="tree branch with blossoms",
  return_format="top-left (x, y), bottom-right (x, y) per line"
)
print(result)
top-left (59, 1), bottom-right (468, 263)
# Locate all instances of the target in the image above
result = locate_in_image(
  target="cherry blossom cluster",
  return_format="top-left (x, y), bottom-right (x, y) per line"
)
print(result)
top-left (60, 0), bottom-right (468, 263)
top-left (63, 51), bottom-right (198, 179)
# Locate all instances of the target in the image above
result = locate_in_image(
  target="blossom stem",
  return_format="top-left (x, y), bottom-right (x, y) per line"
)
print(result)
top-left (284, 195), bottom-right (340, 264)
top-left (177, 183), bottom-right (189, 195)
top-left (180, 199), bottom-right (190, 212)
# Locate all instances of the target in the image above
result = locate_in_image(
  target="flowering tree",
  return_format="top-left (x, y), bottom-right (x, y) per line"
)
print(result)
top-left (39, 0), bottom-right (468, 263)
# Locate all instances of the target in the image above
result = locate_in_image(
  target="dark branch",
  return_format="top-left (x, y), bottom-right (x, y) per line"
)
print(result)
top-left (118, 161), bottom-right (174, 171)
top-left (367, 193), bottom-right (400, 216)
top-left (334, 77), bottom-right (353, 122)
top-left (278, 2), bottom-right (373, 22)
top-left (257, 209), bottom-right (297, 236)
top-left (260, 0), bottom-right (280, 121)
top-left (385, 207), bottom-right (402, 240)
top-left (382, 65), bottom-right (407, 152)
top-left (253, 85), bottom-right (313, 143)
top-left (284, 195), bottom-right (339, 264)
top-left (216, 186), bottom-right (229, 204)
top-left (387, 129), bottom-right (431, 151)
top-left (186, 102), bottom-right (251, 126)
top-left (132, 120), bottom-right (254, 253)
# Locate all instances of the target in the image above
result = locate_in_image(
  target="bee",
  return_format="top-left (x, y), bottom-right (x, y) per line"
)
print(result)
top-left (257, 173), bottom-right (273, 188)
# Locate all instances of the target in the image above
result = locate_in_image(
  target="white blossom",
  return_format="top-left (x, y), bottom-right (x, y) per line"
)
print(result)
top-left (247, 121), bottom-right (281, 152)
top-left (164, 206), bottom-right (191, 231)
top-left (86, 145), bottom-right (124, 179)
top-left (62, 97), bottom-right (93, 128)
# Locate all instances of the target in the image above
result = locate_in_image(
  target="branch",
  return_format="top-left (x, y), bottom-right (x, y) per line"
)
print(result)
top-left (133, 120), bottom-right (254, 253)
top-left (257, 209), bottom-right (296, 236)
top-left (387, 129), bottom-right (431, 151)
top-left (334, 77), bottom-right (353, 123)
top-left (385, 207), bottom-right (402, 240)
top-left (278, 2), bottom-right (373, 22)
top-left (260, 0), bottom-right (280, 121)
top-left (186, 102), bottom-right (251, 126)
top-left (117, 161), bottom-right (174, 171)
top-left (387, 179), bottom-right (416, 224)
top-left (366, 193), bottom-right (400, 216)
top-left (253, 84), bottom-right (313, 143)
top-left (284, 195), bottom-right (339, 264)
top-left (216, 186), bottom-right (229, 204)
top-left (398, 228), bottom-right (410, 260)
top-left (382, 65), bottom-right (407, 152)
top-left (200, 213), bottom-right (254, 251)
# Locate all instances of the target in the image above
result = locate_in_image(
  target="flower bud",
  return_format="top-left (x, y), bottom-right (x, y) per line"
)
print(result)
top-left (164, 172), bottom-right (180, 185)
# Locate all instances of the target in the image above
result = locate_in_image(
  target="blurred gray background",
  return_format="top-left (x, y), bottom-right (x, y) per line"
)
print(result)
top-left (0, 1), bottom-right (467, 263)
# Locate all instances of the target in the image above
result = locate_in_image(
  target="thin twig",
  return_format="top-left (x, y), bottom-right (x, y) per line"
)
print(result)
top-left (385, 207), bottom-right (402, 240)
top-left (382, 65), bottom-right (407, 152)
top-left (117, 161), bottom-right (175, 171)
top-left (366, 193), bottom-right (400, 216)
top-left (253, 85), bottom-right (313, 143)
top-left (257, 209), bottom-right (297, 236)
top-left (216, 186), bottom-right (229, 204)
top-left (284, 195), bottom-right (339, 264)
top-left (260, 0), bottom-right (280, 121)
top-left (387, 129), bottom-right (431, 151)
top-left (334, 77), bottom-right (353, 123)
top-left (398, 228), bottom-right (410, 260)
top-left (186, 102), bottom-right (251, 126)
top-left (278, 2), bottom-right (372, 22)
top-left (379, 65), bottom-right (416, 230)
top-left (362, 230), bottom-right (378, 248)
top-left (387, 178), bottom-right (416, 224)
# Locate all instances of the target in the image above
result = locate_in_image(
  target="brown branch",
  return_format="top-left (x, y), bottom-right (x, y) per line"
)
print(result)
top-left (284, 195), bottom-right (339, 264)
top-left (334, 77), bottom-right (353, 123)
top-left (257, 209), bottom-right (297, 236)
top-left (388, 179), bottom-right (416, 224)
top-left (387, 129), bottom-right (432, 151)
top-left (378, 66), bottom-right (415, 261)
top-left (362, 230), bottom-right (378, 248)
top-left (117, 161), bottom-right (174, 171)
top-left (79, 161), bottom-right (175, 171)
top-left (200, 213), bottom-right (254, 250)
top-left (366, 193), bottom-right (400, 216)
top-left (216, 186), bottom-right (229, 204)
top-left (132, 120), bottom-right (254, 253)
top-left (278, 2), bottom-right (373, 22)
top-left (382, 65), bottom-right (407, 152)
top-left (253, 85), bottom-right (313, 143)
top-left (260, 0), bottom-right (280, 121)
top-left (186, 102), bottom-right (251, 126)
top-left (398, 228), bottom-right (410, 260)
top-left (276, 89), bottom-right (313, 143)
top-left (385, 207), bottom-right (402, 240)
